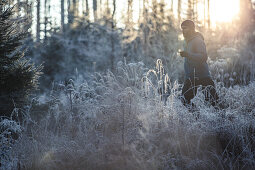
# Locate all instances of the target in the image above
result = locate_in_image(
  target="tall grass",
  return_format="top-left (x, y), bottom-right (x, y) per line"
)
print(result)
top-left (1, 60), bottom-right (255, 170)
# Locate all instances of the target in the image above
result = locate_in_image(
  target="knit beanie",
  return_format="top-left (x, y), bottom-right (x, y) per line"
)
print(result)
top-left (181, 20), bottom-right (195, 29)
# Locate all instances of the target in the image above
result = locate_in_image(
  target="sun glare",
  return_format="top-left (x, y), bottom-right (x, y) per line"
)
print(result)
top-left (32, 0), bottom-right (242, 35)
top-left (210, 0), bottom-right (239, 24)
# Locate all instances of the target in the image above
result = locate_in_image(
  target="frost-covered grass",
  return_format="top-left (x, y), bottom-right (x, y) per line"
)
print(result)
top-left (1, 60), bottom-right (255, 170)
top-left (208, 32), bottom-right (255, 87)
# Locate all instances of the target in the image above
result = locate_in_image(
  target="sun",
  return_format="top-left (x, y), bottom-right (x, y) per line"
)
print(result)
top-left (210, 0), bottom-right (239, 23)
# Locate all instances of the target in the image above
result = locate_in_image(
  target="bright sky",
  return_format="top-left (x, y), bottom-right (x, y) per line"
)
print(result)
top-left (113, 0), bottom-right (240, 28)
top-left (32, 0), bottom-right (242, 37)
top-left (209, 0), bottom-right (240, 24)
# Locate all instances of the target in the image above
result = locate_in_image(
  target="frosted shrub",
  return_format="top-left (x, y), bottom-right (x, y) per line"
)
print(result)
top-left (0, 118), bottom-right (21, 170)
top-left (143, 59), bottom-right (173, 105)
top-left (116, 59), bottom-right (148, 88)
top-left (209, 43), bottom-right (255, 86)
top-left (1, 60), bottom-right (255, 169)
top-left (209, 47), bottom-right (239, 86)
top-left (217, 47), bottom-right (240, 59)
top-left (33, 20), bottom-right (122, 90)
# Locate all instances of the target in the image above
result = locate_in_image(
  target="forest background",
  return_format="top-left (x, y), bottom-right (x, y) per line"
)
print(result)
top-left (1, 0), bottom-right (255, 169)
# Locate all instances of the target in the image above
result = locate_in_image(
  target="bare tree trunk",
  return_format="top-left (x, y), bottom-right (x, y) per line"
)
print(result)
top-left (138, 0), bottom-right (141, 23)
top-left (207, 0), bottom-right (210, 29)
top-left (25, 0), bottom-right (29, 16)
top-left (44, 0), bottom-right (47, 40)
top-left (239, 0), bottom-right (254, 31)
top-left (61, 0), bottom-right (65, 32)
top-left (76, 0), bottom-right (79, 17)
top-left (143, 0), bottom-right (148, 21)
top-left (68, 0), bottom-right (74, 25)
top-left (68, 0), bottom-right (71, 23)
top-left (142, 0), bottom-right (149, 56)
top-left (93, 0), bottom-right (97, 21)
top-left (72, 0), bottom-right (77, 17)
top-left (178, 0), bottom-right (182, 24)
top-left (204, 0), bottom-right (206, 28)
top-left (85, 0), bottom-right (89, 17)
top-left (152, 0), bottom-right (158, 30)
top-left (36, 0), bottom-right (40, 42)
top-left (194, 0), bottom-right (198, 21)
top-left (99, 0), bottom-right (102, 18)
top-left (106, 0), bottom-right (109, 9)
top-left (159, 0), bottom-right (165, 19)
top-left (111, 0), bottom-right (116, 71)
top-left (127, 0), bottom-right (130, 23)
top-left (187, 0), bottom-right (192, 19)
top-left (143, 0), bottom-right (147, 16)
top-left (159, 0), bottom-right (165, 30)
top-left (127, 0), bottom-right (133, 24)
top-left (106, 0), bottom-right (110, 20)
top-left (171, 0), bottom-right (173, 12)
top-left (82, 0), bottom-right (84, 14)
top-left (25, 0), bottom-right (32, 31)
top-left (48, 0), bottom-right (52, 33)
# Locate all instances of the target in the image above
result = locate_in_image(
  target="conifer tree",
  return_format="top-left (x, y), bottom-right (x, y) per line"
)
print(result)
top-left (0, 1), bottom-right (41, 117)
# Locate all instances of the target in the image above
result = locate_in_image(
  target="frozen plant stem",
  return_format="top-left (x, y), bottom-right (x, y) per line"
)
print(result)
top-left (69, 90), bottom-right (73, 111)
top-left (122, 103), bottom-right (125, 151)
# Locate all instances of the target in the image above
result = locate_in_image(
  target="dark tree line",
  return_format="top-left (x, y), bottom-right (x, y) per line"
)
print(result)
top-left (0, 1), bottom-right (41, 117)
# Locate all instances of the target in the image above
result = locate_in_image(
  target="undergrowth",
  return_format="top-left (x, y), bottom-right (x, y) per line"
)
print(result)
top-left (1, 60), bottom-right (255, 170)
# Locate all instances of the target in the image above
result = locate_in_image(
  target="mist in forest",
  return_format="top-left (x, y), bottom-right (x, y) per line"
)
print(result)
top-left (1, 0), bottom-right (255, 169)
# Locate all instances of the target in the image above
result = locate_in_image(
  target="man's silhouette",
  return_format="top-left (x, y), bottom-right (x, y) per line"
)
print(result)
top-left (179, 20), bottom-right (220, 110)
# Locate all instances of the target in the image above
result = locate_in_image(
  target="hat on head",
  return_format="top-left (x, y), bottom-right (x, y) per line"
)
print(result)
top-left (181, 20), bottom-right (195, 29)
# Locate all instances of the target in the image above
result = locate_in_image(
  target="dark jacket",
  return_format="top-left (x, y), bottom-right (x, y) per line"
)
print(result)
top-left (184, 32), bottom-right (210, 80)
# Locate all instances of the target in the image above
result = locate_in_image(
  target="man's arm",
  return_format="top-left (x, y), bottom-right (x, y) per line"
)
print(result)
top-left (187, 39), bottom-right (208, 63)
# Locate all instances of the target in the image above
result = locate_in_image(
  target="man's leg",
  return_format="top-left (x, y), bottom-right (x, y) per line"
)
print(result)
top-left (181, 79), bottom-right (197, 108)
top-left (201, 78), bottom-right (219, 107)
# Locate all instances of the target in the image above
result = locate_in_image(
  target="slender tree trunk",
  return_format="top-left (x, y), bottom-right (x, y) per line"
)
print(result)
top-left (85, 0), bottom-right (89, 17)
top-left (138, 0), bottom-right (141, 23)
top-left (93, 0), bottom-right (97, 21)
top-left (106, 0), bottom-right (109, 9)
top-left (36, 0), bottom-right (40, 42)
top-left (68, 0), bottom-right (70, 22)
top-left (82, 0), bottom-right (84, 14)
top-left (127, 0), bottom-right (133, 25)
top-left (204, 0), bottom-right (206, 28)
top-left (239, 0), bottom-right (254, 31)
top-left (76, 0), bottom-right (79, 17)
top-left (152, 0), bottom-right (158, 28)
top-left (194, 0), bottom-right (198, 22)
top-left (44, 0), bottom-right (47, 40)
top-left (99, 0), bottom-right (102, 18)
top-left (128, 0), bottom-right (130, 23)
top-left (143, 0), bottom-right (148, 56)
top-left (159, 0), bottom-right (165, 19)
top-left (187, 0), bottom-right (192, 19)
top-left (48, 1), bottom-right (52, 33)
top-left (178, 0), bottom-right (182, 24)
top-left (111, 0), bottom-right (116, 71)
top-left (143, 0), bottom-right (146, 16)
top-left (25, 0), bottom-right (32, 33)
top-left (170, 0), bottom-right (173, 12)
top-left (207, 0), bottom-right (210, 29)
top-left (72, 0), bottom-right (76, 17)
top-left (106, 0), bottom-right (110, 20)
top-left (61, 0), bottom-right (65, 32)
top-left (68, 0), bottom-right (73, 25)
top-left (143, 0), bottom-right (148, 20)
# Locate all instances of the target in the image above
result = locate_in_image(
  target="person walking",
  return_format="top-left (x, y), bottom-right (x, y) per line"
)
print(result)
top-left (179, 20), bottom-right (220, 111)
